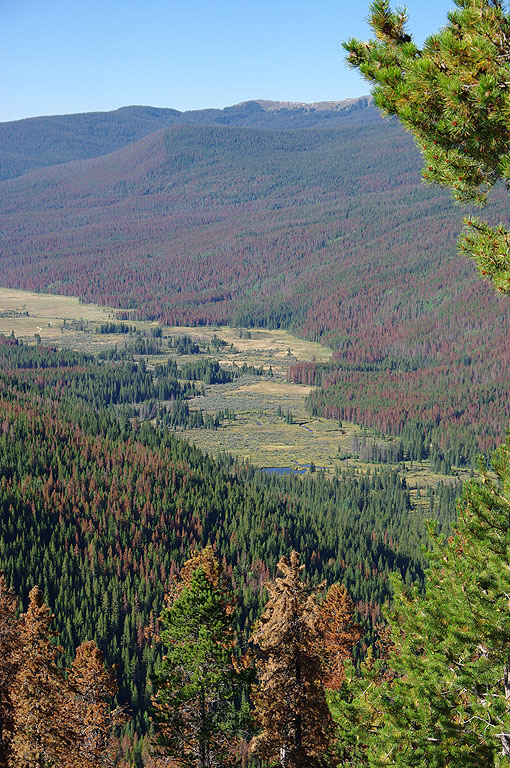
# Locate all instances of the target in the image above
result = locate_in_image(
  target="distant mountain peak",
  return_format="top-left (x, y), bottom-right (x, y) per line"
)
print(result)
top-left (246, 96), bottom-right (373, 112)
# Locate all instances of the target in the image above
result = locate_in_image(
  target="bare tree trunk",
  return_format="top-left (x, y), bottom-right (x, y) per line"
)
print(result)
top-left (295, 656), bottom-right (302, 757)
top-left (501, 663), bottom-right (510, 756)
top-left (200, 685), bottom-right (207, 768)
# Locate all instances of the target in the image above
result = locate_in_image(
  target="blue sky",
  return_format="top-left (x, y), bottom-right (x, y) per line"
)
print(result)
top-left (2, 0), bottom-right (455, 123)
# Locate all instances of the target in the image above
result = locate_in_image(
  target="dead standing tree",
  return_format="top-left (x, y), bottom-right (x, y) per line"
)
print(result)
top-left (250, 551), bottom-right (332, 768)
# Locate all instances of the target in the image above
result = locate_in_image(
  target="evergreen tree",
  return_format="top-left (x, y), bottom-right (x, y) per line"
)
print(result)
top-left (250, 551), bottom-right (332, 768)
top-left (328, 650), bottom-right (385, 768)
top-left (360, 435), bottom-right (510, 767)
top-left (344, 0), bottom-right (510, 293)
top-left (343, 10), bottom-right (510, 756)
top-left (151, 549), bottom-right (248, 768)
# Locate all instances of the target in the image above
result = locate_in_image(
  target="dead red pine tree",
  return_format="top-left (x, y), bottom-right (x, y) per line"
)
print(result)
top-left (68, 640), bottom-right (124, 768)
top-left (0, 573), bottom-right (20, 766)
top-left (9, 586), bottom-right (74, 768)
top-left (250, 551), bottom-right (332, 768)
top-left (316, 583), bottom-right (361, 691)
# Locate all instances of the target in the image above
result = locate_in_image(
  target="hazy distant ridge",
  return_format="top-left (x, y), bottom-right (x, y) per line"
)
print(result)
top-left (0, 96), bottom-right (379, 181)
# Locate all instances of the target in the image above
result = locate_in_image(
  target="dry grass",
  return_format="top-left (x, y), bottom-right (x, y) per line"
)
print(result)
top-left (166, 324), bottom-right (332, 373)
top-left (0, 287), bottom-right (111, 321)
top-left (231, 381), bottom-right (314, 396)
top-left (0, 287), bottom-right (113, 341)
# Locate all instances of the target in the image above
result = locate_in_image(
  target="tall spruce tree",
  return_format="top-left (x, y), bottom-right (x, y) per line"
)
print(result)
top-left (151, 548), bottom-right (248, 768)
top-left (344, 0), bottom-right (510, 292)
top-left (250, 551), bottom-right (332, 768)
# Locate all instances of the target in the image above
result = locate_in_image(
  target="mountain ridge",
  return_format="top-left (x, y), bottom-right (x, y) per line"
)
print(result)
top-left (0, 95), bottom-right (378, 181)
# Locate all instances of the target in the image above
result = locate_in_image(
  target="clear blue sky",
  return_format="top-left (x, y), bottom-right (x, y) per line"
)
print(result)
top-left (2, 0), bottom-right (455, 123)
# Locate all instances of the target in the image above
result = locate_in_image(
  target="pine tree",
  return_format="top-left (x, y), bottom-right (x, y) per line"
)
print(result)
top-left (10, 586), bottom-right (74, 768)
top-left (327, 650), bottom-right (385, 768)
top-left (344, 0), bottom-right (510, 293)
top-left (369, 581), bottom-right (493, 767)
top-left (357, 435), bottom-right (510, 767)
top-left (250, 550), bottom-right (332, 768)
top-left (68, 640), bottom-right (124, 768)
top-left (446, 436), bottom-right (510, 759)
top-left (151, 548), bottom-right (248, 768)
top-left (0, 573), bottom-right (20, 766)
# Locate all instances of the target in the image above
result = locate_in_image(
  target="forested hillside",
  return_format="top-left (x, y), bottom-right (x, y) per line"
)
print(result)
top-left (0, 96), bottom-right (379, 180)
top-left (0, 336), bottom-right (457, 752)
top-left (1, 106), bottom-right (509, 462)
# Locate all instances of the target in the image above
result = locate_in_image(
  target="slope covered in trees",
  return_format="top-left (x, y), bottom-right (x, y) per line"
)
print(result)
top-left (0, 119), bottom-right (459, 328)
top-left (0, 337), bottom-right (456, 739)
top-left (0, 97), bottom-right (379, 181)
top-left (2, 108), bottom-right (509, 460)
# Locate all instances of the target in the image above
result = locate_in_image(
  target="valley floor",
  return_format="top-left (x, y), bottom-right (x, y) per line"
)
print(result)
top-left (0, 286), bottom-right (470, 509)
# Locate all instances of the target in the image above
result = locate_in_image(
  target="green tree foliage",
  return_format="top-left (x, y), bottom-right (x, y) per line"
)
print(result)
top-left (337, 8), bottom-right (510, 762)
top-left (151, 548), bottom-right (248, 768)
top-left (328, 650), bottom-right (386, 768)
top-left (250, 551), bottom-right (332, 768)
top-left (355, 435), bottom-right (510, 767)
top-left (344, 0), bottom-right (510, 293)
